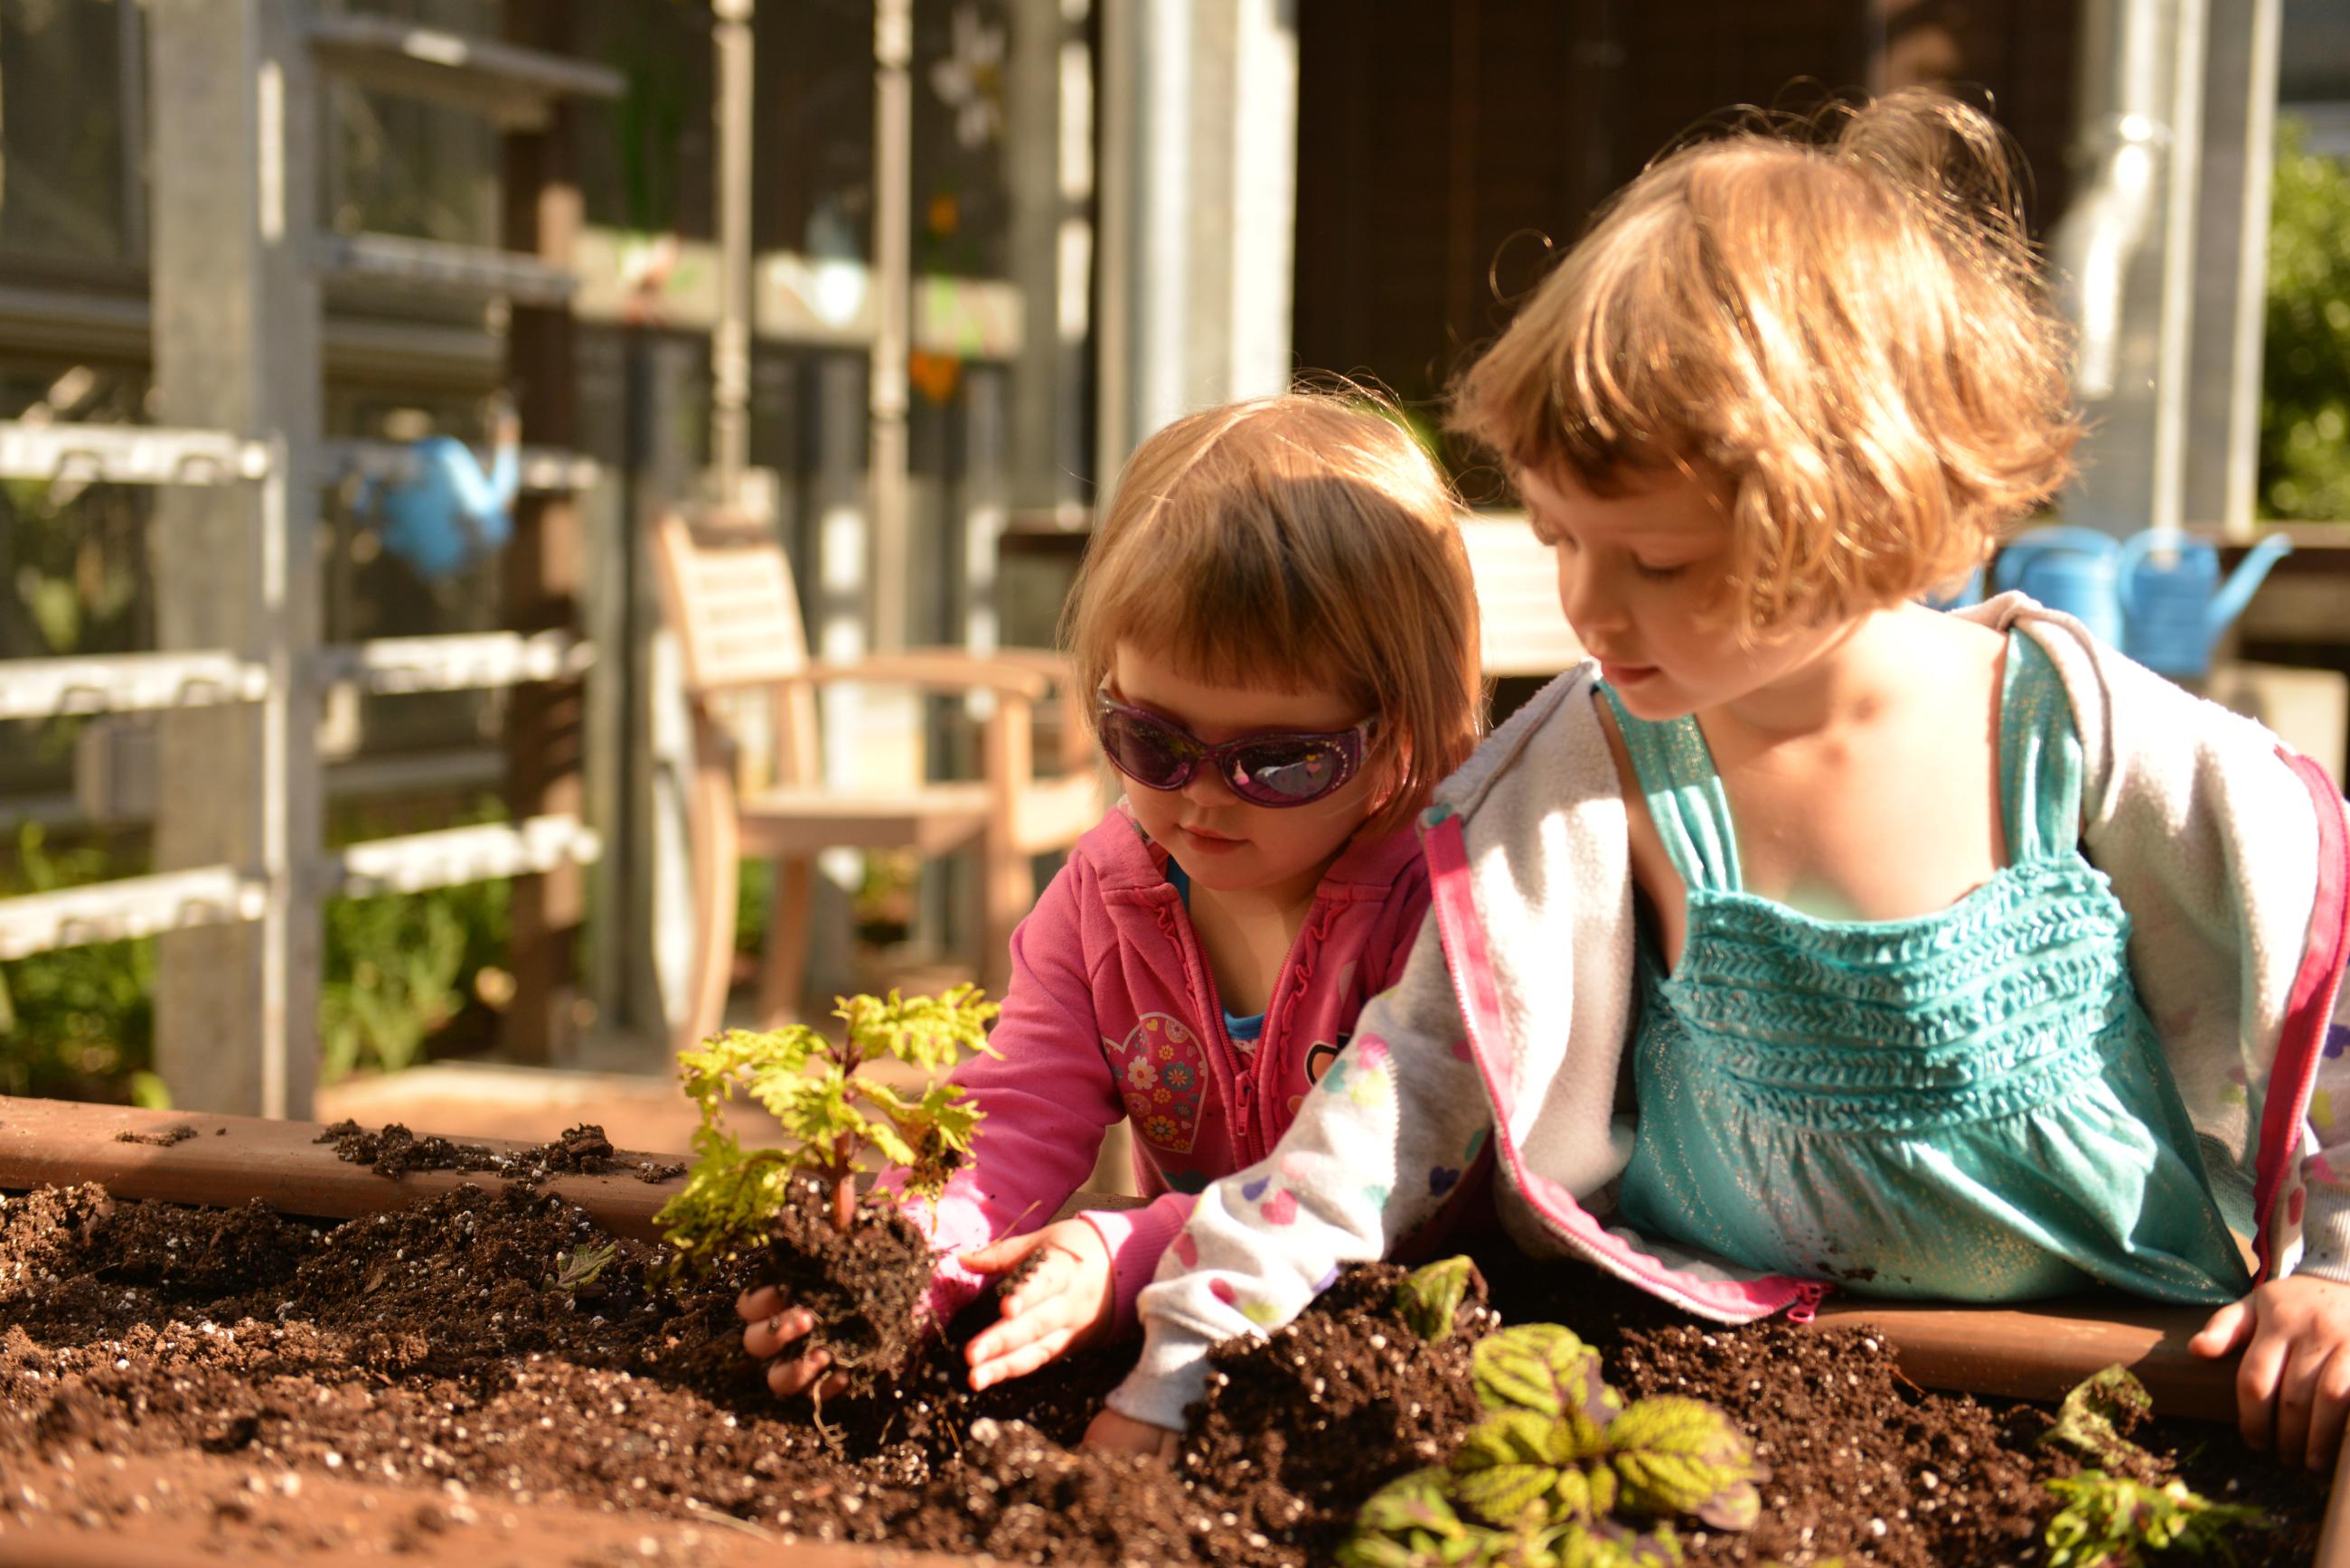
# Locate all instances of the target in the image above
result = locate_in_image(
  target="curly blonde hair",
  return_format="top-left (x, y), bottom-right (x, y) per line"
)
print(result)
top-left (1063, 394), bottom-right (1482, 837)
top-left (1453, 89), bottom-right (2081, 636)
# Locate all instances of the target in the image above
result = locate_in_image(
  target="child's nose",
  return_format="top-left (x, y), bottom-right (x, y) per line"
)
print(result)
top-left (1555, 556), bottom-right (1617, 636)
top-left (1180, 765), bottom-right (1241, 808)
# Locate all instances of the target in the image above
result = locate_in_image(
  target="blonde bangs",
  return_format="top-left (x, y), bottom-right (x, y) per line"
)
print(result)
top-left (1063, 395), bottom-right (1483, 837)
top-left (1454, 89), bottom-right (2082, 637)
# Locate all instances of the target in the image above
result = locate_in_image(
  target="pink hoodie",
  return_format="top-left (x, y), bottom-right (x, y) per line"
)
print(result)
top-left (900, 804), bottom-right (1432, 1333)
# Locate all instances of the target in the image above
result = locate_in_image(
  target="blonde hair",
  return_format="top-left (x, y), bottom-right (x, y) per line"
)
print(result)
top-left (1453, 89), bottom-right (2081, 636)
top-left (1063, 393), bottom-right (1482, 838)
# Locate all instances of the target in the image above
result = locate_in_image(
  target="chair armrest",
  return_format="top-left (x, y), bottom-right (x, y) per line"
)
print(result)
top-left (802, 648), bottom-right (1064, 700)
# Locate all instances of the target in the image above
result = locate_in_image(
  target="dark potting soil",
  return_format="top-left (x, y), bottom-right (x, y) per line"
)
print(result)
top-left (0, 1181), bottom-right (2326, 1565)
top-left (111, 1123), bottom-right (198, 1148)
top-left (756, 1173), bottom-right (933, 1394)
top-left (315, 1118), bottom-right (688, 1185)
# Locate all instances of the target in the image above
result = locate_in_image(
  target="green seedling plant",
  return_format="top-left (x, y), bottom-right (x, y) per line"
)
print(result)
top-left (2036, 1366), bottom-right (2268, 1568)
top-left (544, 1241), bottom-right (616, 1294)
top-left (1344, 1297), bottom-right (1762, 1568)
top-left (1394, 1254), bottom-right (1484, 1343)
top-left (655, 986), bottom-right (1000, 1272)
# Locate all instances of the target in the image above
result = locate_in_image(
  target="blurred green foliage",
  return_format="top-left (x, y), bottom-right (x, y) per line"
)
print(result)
top-left (0, 823), bottom-right (163, 1104)
top-left (1, 817), bottom-right (513, 1100)
top-left (319, 873), bottom-right (510, 1084)
top-left (2261, 117), bottom-right (2350, 523)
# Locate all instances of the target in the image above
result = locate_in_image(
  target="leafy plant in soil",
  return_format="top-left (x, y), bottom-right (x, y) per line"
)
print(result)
top-left (2035, 1366), bottom-right (2269, 1568)
top-left (653, 985), bottom-right (998, 1390)
top-left (1342, 1302), bottom-right (1761, 1568)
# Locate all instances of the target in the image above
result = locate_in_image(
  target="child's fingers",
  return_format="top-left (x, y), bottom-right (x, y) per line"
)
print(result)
top-left (766, 1348), bottom-right (833, 1399)
top-left (967, 1274), bottom-right (1080, 1369)
top-left (737, 1284), bottom-right (785, 1324)
top-left (2273, 1343), bottom-right (2330, 1469)
top-left (1001, 1248), bottom-right (1076, 1319)
top-left (1081, 1407), bottom-right (1180, 1458)
top-left (969, 1325), bottom-right (1080, 1392)
top-left (741, 1307), bottom-right (816, 1360)
top-left (2234, 1326), bottom-right (2291, 1453)
top-left (960, 1233), bottom-right (1045, 1276)
top-left (2309, 1357), bottom-right (2350, 1471)
top-left (2190, 1298), bottom-right (2254, 1358)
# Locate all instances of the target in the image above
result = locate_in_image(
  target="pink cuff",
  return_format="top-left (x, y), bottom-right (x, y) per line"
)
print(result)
top-left (1082, 1193), bottom-right (1197, 1337)
top-left (892, 1184), bottom-right (995, 1334)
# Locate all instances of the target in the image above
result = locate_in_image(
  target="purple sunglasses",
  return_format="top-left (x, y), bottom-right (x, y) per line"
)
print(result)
top-left (1095, 693), bottom-right (1377, 808)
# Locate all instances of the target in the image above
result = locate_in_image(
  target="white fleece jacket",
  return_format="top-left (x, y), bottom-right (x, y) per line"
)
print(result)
top-left (1108, 596), bottom-right (2350, 1431)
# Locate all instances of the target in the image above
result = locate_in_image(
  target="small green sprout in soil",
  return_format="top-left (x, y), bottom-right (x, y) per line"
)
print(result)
top-left (544, 1241), bottom-right (616, 1294)
top-left (1395, 1253), bottom-right (1484, 1343)
top-left (656, 984), bottom-right (1000, 1267)
top-left (1341, 1316), bottom-right (1761, 1567)
top-left (2037, 1365), bottom-right (2270, 1568)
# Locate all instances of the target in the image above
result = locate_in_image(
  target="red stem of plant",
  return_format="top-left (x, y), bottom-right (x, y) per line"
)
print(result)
top-left (830, 1171), bottom-right (856, 1234)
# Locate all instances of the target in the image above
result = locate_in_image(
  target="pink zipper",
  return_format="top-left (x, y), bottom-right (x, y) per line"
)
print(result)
top-left (1786, 1280), bottom-right (1829, 1324)
top-left (1157, 883), bottom-right (1332, 1162)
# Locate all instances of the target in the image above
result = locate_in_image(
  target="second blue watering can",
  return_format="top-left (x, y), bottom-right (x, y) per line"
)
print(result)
top-left (366, 422), bottom-right (522, 582)
top-left (1989, 525), bottom-right (2292, 676)
top-left (2116, 529), bottom-right (2293, 678)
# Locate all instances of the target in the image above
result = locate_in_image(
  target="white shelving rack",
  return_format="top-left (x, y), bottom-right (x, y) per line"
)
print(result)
top-left (0, 0), bottom-right (621, 1119)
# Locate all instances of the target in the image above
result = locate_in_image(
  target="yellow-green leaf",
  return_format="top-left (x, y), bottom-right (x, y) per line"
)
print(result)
top-left (1473, 1324), bottom-right (1621, 1425)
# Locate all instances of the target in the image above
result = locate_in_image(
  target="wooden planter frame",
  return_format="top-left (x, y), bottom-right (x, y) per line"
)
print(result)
top-left (2, 1094), bottom-right (2344, 1564)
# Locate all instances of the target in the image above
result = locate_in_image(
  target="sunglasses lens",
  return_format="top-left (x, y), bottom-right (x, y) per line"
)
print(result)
top-left (1228, 740), bottom-right (1349, 804)
top-left (1100, 707), bottom-right (1192, 790)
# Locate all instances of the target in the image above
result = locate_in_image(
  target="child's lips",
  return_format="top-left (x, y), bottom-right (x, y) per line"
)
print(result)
top-left (1179, 824), bottom-right (1244, 853)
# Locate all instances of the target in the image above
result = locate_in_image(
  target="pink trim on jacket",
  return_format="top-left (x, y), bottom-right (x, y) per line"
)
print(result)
top-left (899, 806), bottom-right (1432, 1334)
top-left (2254, 748), bottom-right (2350, 1280)
top-left (1423, 810), bottom-right (1819, 1323)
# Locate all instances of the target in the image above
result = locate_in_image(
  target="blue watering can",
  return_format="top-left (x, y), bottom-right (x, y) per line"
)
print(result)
top-left (1991, 526), bottom-right (2128, 645)
top-left (366, 420), bottom-right (521, 581)
top-left (2115, 529), bottom-right (2293, 678)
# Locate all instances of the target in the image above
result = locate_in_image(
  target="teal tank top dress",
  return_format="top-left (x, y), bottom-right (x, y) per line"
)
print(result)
top-left (1608, 633), bottom-right (2250, 1304)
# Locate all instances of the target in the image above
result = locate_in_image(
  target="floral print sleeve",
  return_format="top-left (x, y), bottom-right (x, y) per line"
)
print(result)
top-left (1106, 916), bottom-right (1491, 1430)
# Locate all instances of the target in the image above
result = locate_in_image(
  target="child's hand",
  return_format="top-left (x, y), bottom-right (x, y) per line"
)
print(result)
top-left (736, 1285), bottom-right (849, 1400)
top-left (959, 1218), bottom-right (1115, 1391)
top-left (1082, 1406), bottom-right (1180, 1459)
top-left (2190, 1275), bottom-right (2350, 1469)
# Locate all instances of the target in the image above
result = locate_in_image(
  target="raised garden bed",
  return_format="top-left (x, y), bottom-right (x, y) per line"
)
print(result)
top-left (1, 1095), bottom-right (2342, 1565)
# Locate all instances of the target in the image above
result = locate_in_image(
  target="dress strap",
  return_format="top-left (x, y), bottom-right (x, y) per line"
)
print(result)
top-left (1997, 629), bottom-right (2088, 866)
top-left (1599, 683), bottom-right (1743, 893)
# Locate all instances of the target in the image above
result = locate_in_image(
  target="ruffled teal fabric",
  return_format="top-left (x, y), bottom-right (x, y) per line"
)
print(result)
top-left (1609, 633), bottom-right (2250, 1303)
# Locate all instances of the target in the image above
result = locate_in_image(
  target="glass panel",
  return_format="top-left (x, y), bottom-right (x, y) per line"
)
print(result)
top-left (0, 0), bottom-right (131, 264)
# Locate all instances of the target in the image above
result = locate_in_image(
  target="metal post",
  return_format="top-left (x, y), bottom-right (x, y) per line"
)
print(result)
top-left (1094, 0), bottom-right (1298, 483)
top-left (501, 0), bottom-right (588, 1064)
top-left (1008, 0), bottom-right (1095, 525)
top-left (2052, 0), bottom-right (2208, 539)
top-left (2183, 0), bottom-right (2283, 539)
top-left (711, 0), bottom-right (755, 505)
top-left (808, 352), bottom-right (870, 1002)
top-left (2148, 0), bottom-right (2209, 540)
top-left (870, 0), bottom-right (915, 653)
top-left (146, 0), bottom-right (322, 1119)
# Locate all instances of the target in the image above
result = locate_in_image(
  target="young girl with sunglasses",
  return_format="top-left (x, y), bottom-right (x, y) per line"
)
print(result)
top-left (738, 392), bottom-right (1484, 1396)
top-left (1088, 90), bottom-right (2350, 1469)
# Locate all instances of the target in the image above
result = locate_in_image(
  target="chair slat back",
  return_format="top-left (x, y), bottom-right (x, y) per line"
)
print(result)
top-left (1463, 512), bottom-right (1585, 678)
top-left (653, 510), bottom-right (812, 693)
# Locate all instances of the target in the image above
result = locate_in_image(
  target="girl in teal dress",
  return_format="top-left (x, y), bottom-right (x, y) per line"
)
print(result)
top-left (1091, 89), bottom-right (2350, 1474)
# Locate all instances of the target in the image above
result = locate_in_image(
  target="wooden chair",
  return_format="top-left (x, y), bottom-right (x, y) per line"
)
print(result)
top-left (652, 509), bottom-right (1100, 1052)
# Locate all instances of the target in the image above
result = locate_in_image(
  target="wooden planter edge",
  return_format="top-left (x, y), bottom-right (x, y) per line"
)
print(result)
top-left (4, 1094), bottom-right (2343, 1563)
